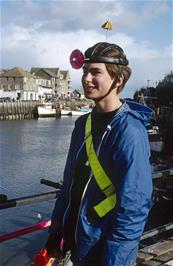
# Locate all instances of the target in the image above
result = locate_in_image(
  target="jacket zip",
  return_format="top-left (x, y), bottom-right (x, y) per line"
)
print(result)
top-left (62, 140), bottom-right (86, 240)
top-left (74, 173), bottom-right (93, 243)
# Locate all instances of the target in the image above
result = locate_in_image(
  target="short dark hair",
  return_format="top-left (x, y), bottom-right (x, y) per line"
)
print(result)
top-left (104, 48), bottom-right (132, 93)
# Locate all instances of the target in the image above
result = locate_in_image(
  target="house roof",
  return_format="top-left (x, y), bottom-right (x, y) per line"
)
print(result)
top-left (60, 70), bottom-right (69, 80)
top-left (42, 68), bottom-right (57, 78)
top-left (30, 67), bottom-right (59, 77)
top-left (0, 67), bottom-right (33, 77)
top-left (0, 69), bottom-right (9, 74)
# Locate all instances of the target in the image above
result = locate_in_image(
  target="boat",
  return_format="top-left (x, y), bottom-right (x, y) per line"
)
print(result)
top-left (148, 126), bottom-right (164, 153)
top-left (61, 109), bottom-right (72, 116)
top-left (37, 104), bottom-right (91, 118)
top-left (37, 102), bottom-right (56, 118)
top-left (71, 106), bottom-right (91, 116)
top-left (71, 110), bottom-right (91, 116)
top-left (61, 106), bottom-right (91, 116)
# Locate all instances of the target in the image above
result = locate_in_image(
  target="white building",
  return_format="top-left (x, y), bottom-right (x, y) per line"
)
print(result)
top-left (0, 67), bottom-right (39, 101)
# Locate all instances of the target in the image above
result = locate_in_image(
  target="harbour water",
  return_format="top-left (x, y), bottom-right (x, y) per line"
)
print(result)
top-left (0, 117), bottom-right (77, 265)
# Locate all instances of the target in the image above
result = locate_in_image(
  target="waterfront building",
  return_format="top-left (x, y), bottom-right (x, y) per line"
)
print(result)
top-left (0, 67), bottom-right (39, 101)
top-left (30, 67), bottom-right (70, 99)
top-left (0, 67), bottom-right (71, 102)
top-left (58, 70), bottom-right (71, 97)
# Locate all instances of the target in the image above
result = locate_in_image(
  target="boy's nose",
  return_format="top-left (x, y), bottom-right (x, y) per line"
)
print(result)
top-left (84, 72), bottom-right (92, 83)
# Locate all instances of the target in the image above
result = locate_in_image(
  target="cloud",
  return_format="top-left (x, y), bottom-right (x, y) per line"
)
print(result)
top-left (2, 0), bottom-right (171, 32)
top-left (144, 1), bottom-right (171, 16)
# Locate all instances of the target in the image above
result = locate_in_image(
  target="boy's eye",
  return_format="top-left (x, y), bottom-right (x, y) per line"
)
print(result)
top-left (82, 68), bottom-right (102, 75)
top-left (91, 70), bottom-right (101, 75)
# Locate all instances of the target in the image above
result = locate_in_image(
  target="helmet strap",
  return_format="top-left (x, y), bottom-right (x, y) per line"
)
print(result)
top-left (94, 78), bottom-right (118, 102)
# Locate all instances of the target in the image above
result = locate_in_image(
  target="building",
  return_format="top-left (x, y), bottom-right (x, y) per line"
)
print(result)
top-left (57, 70), bottom-right (70, 96)
top-left (0, 66), bottom-right (71, 101)
top-left (30, 67), bottom-right (70, 99)
top-left (0, 67), bottom-right (39, 101)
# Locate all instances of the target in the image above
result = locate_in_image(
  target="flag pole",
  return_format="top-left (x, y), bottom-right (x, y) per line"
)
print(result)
top-left (101, 19), bottom-right (112, 41)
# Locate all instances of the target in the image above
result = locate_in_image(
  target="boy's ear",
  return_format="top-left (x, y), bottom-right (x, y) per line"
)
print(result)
top-left (116, 76), bottom-right (124, 87)
top-left (115, 76), bottom-right (124, 94)
top-left (112, 76), bottom-right (123, 87)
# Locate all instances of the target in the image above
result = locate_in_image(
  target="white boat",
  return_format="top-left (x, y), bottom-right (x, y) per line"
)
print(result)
top-left (71, 106), bottom-right (91, 116)
top-left (61, 107), bottom-right (91, 116)
top-left (61, 109), bottom-right (72, 116)
top-left (37, 103), bottom-right (56, 118)
top-left (148, 126), bottom-right (164, 153)
top-left (37, 104), bottom-right (91, 117)
top-left (71, 110), bottom-right (90, 116)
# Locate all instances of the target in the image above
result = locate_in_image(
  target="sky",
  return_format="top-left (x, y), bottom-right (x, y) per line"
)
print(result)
top-left (0, 0), bottom-right (172, 98)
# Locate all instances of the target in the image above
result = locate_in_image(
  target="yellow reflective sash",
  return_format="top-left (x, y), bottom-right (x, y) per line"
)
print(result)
top-left (85, 114), bottom-right (117, 218)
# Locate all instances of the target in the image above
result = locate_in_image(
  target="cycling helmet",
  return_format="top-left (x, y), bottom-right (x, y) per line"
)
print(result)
top-left (70, 42), bottom-right (129, 69)
top-left (84, 42), bottom-right (129, 66)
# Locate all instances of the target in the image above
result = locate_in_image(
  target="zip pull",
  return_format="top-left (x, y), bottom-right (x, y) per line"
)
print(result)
top-left (106, 124), bottom-right (112, 131)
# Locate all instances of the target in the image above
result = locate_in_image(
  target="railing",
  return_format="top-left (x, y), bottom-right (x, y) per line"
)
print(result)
top-left (0, 178), bottom-right (61, 243)
top-left (0, 168), bottom-right (173, 243)
top-left (0, 190), bottom-right (59, 209)
top-left (152, 167), bottom-right (173, 179)
top-left (0, 220), bottom-right (51, 242)
top-left (0, 179), bottom-right (61, 210)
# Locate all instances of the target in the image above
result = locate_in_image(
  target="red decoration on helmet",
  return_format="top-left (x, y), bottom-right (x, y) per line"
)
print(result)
top-left (70, 49), bottom-right (84, 69)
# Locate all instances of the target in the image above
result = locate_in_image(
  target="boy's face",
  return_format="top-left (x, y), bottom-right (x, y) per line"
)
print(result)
top-left (82, 63), bottom-right (115, 100)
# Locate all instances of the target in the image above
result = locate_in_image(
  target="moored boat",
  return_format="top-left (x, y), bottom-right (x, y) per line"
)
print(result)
top-left (61, 109), bottom-right (72, 116)
top-left (37, 102), bottom-right (56, 118)
top-left (71, 106), bottom-right (91, 116)
top-left (148, 126), bottom-right (164, 153)
top-left (61, 106), bottom-right (91, 116)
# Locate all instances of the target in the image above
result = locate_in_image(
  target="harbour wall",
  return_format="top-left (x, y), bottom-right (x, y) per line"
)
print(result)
top-left (0, 101), bottom-right (39, 120)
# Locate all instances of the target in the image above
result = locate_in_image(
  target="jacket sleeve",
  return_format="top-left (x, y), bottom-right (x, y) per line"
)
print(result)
top-left (103, 123), bottom-right (153, 266)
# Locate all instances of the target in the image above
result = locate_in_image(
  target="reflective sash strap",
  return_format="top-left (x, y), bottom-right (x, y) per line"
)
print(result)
top-left (85, 114), bottom-right (117, 217)
top-left (94, 194), bottom-right (117, 218)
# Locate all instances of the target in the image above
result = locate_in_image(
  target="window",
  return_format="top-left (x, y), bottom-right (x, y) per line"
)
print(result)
top-left (15, 84), bottom-right (20, 90)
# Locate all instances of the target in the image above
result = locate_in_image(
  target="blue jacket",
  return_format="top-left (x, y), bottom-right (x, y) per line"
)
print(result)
top-left (50, 101), bottom-right (153, 266)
